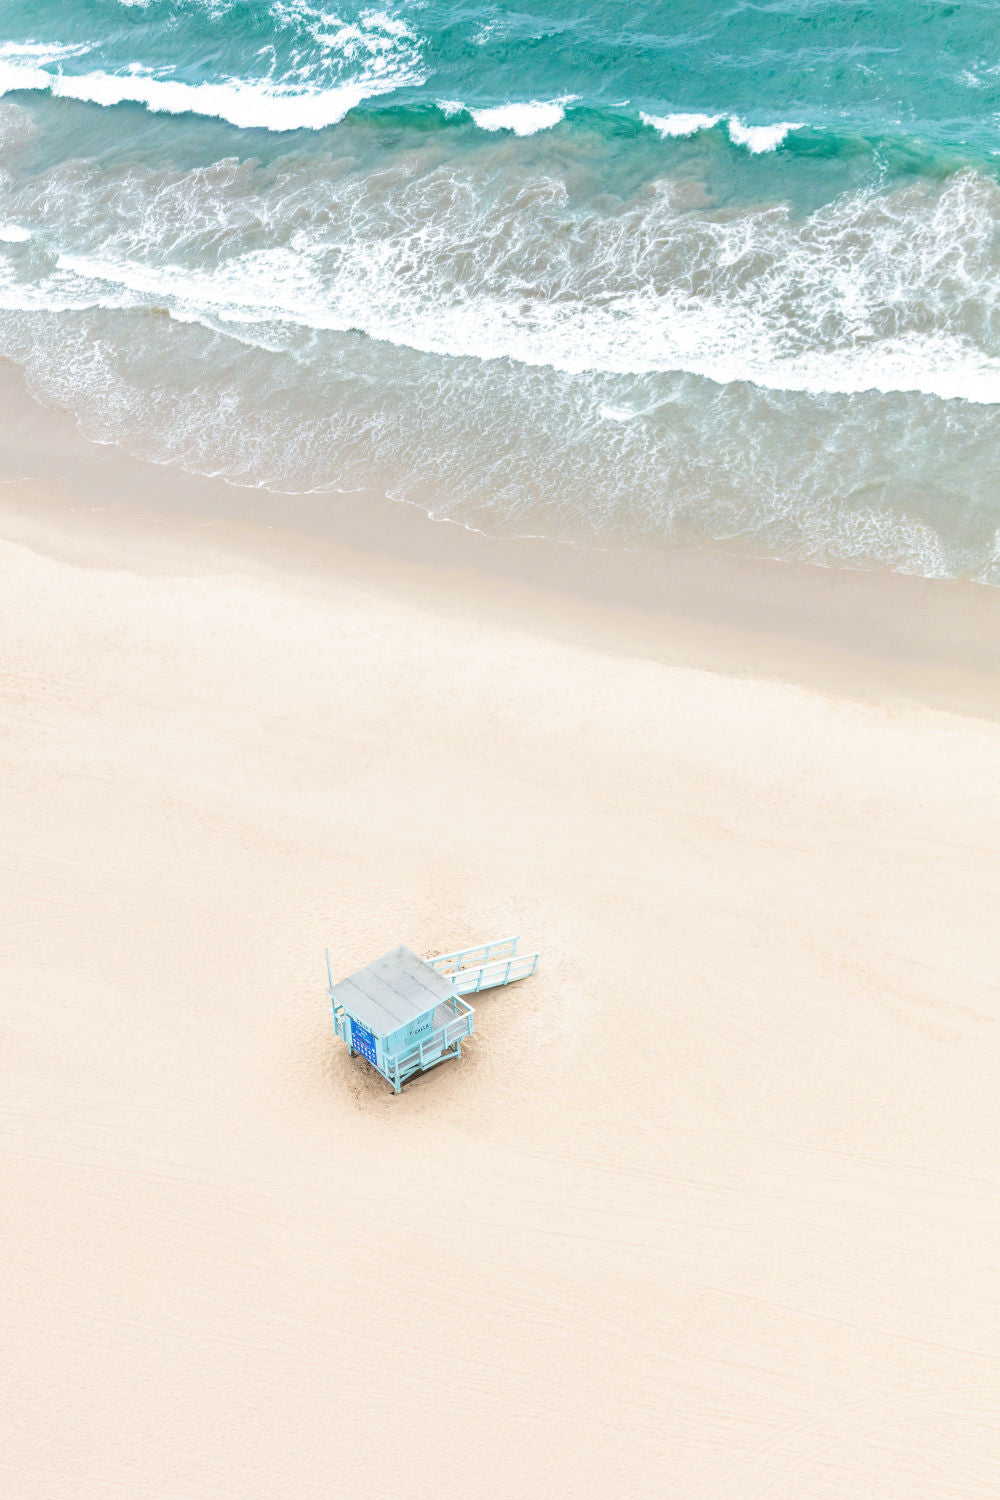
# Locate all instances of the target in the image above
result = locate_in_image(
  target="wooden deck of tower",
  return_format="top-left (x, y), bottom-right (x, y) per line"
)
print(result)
top-left (326, 937), bottom-right (539, 1092)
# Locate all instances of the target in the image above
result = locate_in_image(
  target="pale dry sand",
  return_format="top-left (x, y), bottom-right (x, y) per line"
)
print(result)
top-left (2, 491), bottom-right (1000, 1499)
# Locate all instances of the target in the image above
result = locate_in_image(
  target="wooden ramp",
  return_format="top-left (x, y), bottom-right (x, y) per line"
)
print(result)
top-left (427, 936), bottom-right (539, 995)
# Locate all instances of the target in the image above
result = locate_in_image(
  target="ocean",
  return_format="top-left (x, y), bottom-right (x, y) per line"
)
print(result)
top-left (1, 0), bottom-right (1000, 581)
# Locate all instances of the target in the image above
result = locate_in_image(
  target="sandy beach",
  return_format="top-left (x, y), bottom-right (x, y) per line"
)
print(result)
top-left (2, 409), bottom-right (1000, 1498)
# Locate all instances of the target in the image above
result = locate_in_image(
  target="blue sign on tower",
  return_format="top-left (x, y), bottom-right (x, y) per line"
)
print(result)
top-left (350, 1019), bottom-right (378, 1067)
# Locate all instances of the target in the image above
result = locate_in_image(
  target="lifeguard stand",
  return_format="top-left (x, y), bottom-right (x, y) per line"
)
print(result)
top-left (326, 937), bottom-right (538, 1093)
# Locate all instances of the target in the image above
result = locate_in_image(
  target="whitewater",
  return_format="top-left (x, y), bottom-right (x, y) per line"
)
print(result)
top-left (1, 0), bottom-right (1000, 581)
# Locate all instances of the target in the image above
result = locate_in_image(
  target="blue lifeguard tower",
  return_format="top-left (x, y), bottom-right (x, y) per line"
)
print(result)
top-left (326, 937), bottom-right (539, 1092)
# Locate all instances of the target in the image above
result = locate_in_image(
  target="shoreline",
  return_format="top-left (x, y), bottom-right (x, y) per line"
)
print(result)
top-left (3, 358), bottom-right (1000, 719)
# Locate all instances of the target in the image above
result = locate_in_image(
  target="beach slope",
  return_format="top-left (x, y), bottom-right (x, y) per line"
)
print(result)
top-left (2, 508), bottom-right (999, 1498)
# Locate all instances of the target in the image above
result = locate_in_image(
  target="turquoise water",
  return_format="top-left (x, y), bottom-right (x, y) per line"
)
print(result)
top-left (2, 0), bottom-right (1000, 578)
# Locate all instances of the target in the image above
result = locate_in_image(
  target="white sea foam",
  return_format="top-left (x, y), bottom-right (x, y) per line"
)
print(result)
top-left (0, 67), bottom-right (415, 133)
top-left (436, 96), bottom-right (574, 134)
top-left (53, 69), bottom-right (411, 131)
top-left (0, 20), bottom-right (425, 130)
top-left (598, 404), bottom-right (641, 421)
top-left (38, 261), bottom-right (1000, 407)
top-left (0, 58), bottom-right (52, 95)
top-left (640, 111), bottom-right (722, 138)
top-left (0, 40), bottom-right (93, 98)
top-left (0, 255), bottom-right (138, 313)
top-left (466, 99), bottom-right (573, 135)
top-left (726, 117), bottom-right (803, 152)
top-left (0, 41), bottom-right (92, 66)
top-left (640, 110), bottom-right (803, 152)
top-left (0, 224), bottom-right (31, 242)
top-left (6, 161), bottom-right (1000, 407)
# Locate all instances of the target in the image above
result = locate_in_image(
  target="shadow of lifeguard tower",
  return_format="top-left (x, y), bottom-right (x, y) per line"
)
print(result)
top-left (326, 937), bottom-right (539, 1093)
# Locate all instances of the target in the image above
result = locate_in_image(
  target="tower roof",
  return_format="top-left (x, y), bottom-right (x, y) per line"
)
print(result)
top-left (330, 945), bottom-right (457, 1037)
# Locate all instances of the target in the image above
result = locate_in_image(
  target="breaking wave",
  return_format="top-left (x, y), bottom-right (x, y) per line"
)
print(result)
top-left (639, 112), bottom-right (804, 152)
top-left (441, 97), bottom-right (574, 135)
top-left (0, 16), bottom-right (427, 131)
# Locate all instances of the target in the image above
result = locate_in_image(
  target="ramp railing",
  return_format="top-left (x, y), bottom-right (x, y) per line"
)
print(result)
top-left (449, 950), bottom-right (539, 994)
top-left (427, 935), bottom-right (520, 976)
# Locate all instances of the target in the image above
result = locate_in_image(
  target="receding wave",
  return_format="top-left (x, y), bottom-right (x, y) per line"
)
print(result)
top-left (3, 302), bottom-right (997, 584)
top-left (4, 153), bottom-right (999, 405)
top-left (32, 248), bottom-right (996, 405)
